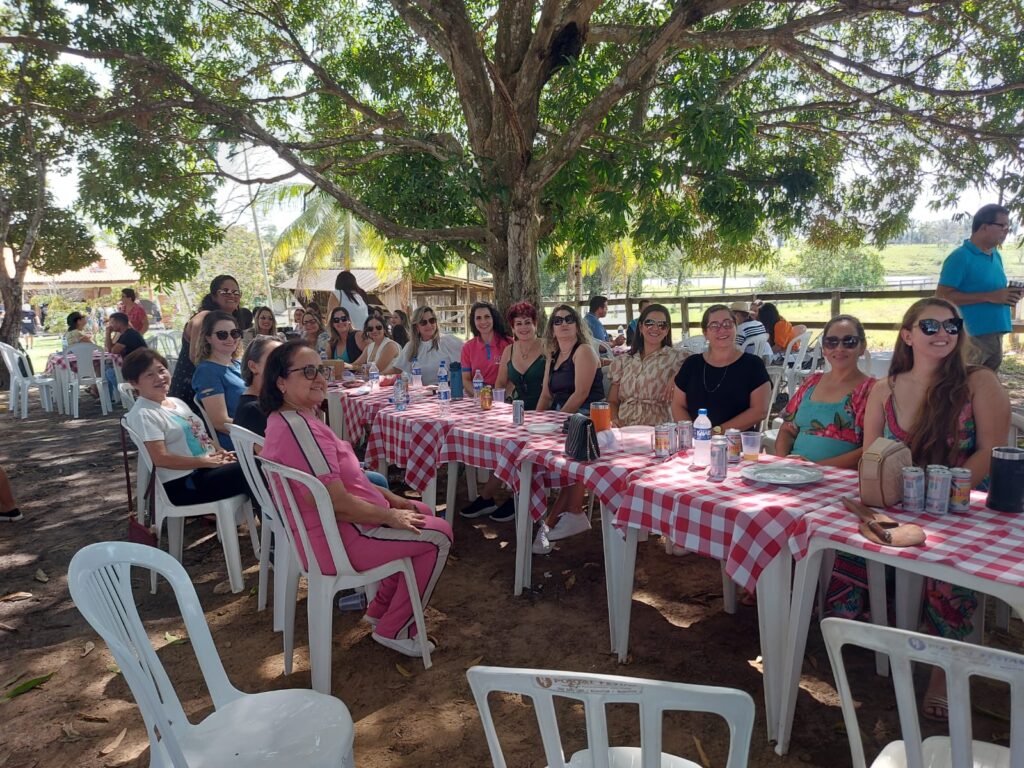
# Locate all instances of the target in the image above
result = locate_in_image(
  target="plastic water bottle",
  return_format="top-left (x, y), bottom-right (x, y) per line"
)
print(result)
top-left (437, 360), bottom-right (449, 388)
top-left (411, 357), bottom-right (422, 389)
top-left (693, 408), bottom-right (713, 467)
top-left (437, 378), bottom-right (451, 418)
top-left (472, 368), bottom-right (484, 397)
top-left (368, 362), bottom-right (380, 391)
top-left (394, 376), bottom-right (408, 412)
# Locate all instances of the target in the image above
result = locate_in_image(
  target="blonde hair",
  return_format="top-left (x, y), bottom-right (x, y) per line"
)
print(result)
top-left (543, 304), bottom-right (592, 356)
top-left (407, 306), bottom-right (440, 356)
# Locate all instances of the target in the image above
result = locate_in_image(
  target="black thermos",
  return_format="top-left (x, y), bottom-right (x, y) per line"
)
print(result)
top-left (987, 447), bottom-right (1024, 514)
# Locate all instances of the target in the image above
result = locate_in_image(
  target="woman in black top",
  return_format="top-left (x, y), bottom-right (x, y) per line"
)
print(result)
top-left (671, 304), bottom-right (771, 430)
top-left (234, 335), bottom-right (283, 437)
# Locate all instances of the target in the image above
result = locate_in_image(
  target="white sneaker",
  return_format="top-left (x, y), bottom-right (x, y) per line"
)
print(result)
top-left (371, 632), bottom-right (435, 657)
top-left (532, 523), bottom-right (552, 555)
top-left (547, 512), bottom-right (591, 542)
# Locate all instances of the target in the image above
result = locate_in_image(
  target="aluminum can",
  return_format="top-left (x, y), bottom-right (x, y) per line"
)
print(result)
top-left (725, 428), bottom-right (742, 463)
top-left (676, 421), bottom-right (693, 451)
top-left (479, 386), bottom-right (493, 410)
top-left (925, 465), bottom-right (952, 515)
top-left (654, 423), bottom-right (673, 458)
top-left (512, 399), bottom-right (525, 425)
top-left (949, 467), bottom-right (972, 513)
top-left (708, 436), bottom-right (729, 481)
top-left (901, 466), bottom-right (925, 513)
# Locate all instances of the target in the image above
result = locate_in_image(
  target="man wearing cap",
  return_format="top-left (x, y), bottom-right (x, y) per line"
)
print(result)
top-left (731, 301), bottom-right (768, 352)
top-left (936, 203), bottom-right (1020, 371)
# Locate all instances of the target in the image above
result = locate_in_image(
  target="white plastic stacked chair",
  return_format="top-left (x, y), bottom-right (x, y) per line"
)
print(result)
top-left (679, 335), bottom-right (707, 354)
top-left (193, 395), bottom-right (224, 451)
top-left (116, 381), bottom-right (136, 410)
top-left (259, 457), bottom-right (432, 694)
top-left (121, 419), bottom-right (251, 594)
top-left (746, 336), bottom-right (773, 364)
top-left (822, 617), bottom-right (1019, 767)
top-left (466, 665), bottom-right (755, 768)
top-left (0, 341), bottom-right (56, 418)
top-left (229, 424), bottom-right (296, 635)
top-left (67, 341), bottom-right (113, 416)
top-left (68, 542), bottom-right (355, 767)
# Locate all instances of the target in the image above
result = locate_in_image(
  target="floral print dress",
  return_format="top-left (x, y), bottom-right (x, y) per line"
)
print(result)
top-left (782, 373), bottom-right (875, 462)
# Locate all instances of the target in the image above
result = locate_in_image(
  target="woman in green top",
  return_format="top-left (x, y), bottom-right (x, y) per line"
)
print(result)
top-left (495, 302), bottom-right (545, 410)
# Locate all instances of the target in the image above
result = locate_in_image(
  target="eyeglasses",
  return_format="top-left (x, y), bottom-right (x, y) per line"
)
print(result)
top-left (417, 317), bottom-right (437, 327)
top-left (822, 335), bottom-right (862, 349)
top-left (366, 324), bottom-right (384, 332)
top-left (643, 319), bottom-right (669, 330)
top-left (288, 364), bottom-right (332, 380)
top-left (331, 316), bottom-right (350, 324)
top-left (917, 318), bottom-right (963, 336)
top-left (550, 314), bottom-right (576, 326)
top-left (705, 320), bottom-right (735, 332)
top-left (216, 289), bottom-right (242, 297)
top-left (213, 329), bottom-right (242, 340)
top-left (986, 221), bottom-right (1010, 231)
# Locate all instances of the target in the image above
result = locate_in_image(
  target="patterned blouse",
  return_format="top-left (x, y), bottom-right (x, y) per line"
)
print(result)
top-left (782, 372), bottom-right (875, 446)
top-left (608, 345), bottom-right (687, 427)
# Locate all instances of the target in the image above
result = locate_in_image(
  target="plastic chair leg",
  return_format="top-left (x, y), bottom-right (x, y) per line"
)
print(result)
top-left (167, 517), bottom-right (185, 563)
top-left (272, 533), bottom-right (295, 635)
top-left (243, 501), bottom-right (260, 560)
top-left (307, 580), bottom-right (337, 694)
top-left (257, 518), bottom-right (272, 613)
top-left (866, 560), bottom-right (889, 676)
top-left (401, 560), bottom-right (432, 670)
top-left (216, 505), bottom-right (245, 594)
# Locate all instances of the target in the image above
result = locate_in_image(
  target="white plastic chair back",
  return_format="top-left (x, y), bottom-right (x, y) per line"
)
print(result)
top-left (193, 395), bottom-right (223, 450)
top-left (782, 330), bottom-right (813, 395)
top-left (0, 342), bottom-right (55, 417)
top-left (466, 666), bottom-right (755, 768)
top-left (68, 341), bottom-right (112, 415)
top-left (746, 336), bottom-right (772, 363)
top-left (822, 617), bottom-right (1017, 768)
top-left (117, 382), bottom-right (136, 409)
top-left (680, 335), bottom-right (707, 354)
top-left (69, 541), bottom-right (355, 768)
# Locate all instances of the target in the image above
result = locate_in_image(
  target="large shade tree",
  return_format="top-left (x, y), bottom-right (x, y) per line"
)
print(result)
top-left (3, 1), bottom-right (1023, 311)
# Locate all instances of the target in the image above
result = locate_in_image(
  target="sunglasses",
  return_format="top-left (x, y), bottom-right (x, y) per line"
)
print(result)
top-left (366, 324), bottom-right (384, 331)
top-left (213, 329), bottom-right (242, 340)
top-left (417, 317), bottom-right (437, 327)
top-left (302, 319), bottom-right (320, 326)
top-left (331, 316), bottom-right (350, 324)
top-left (917, 318), bottom-right (962, 336)
top-left (288, 364), bottom-right (332, 380)
top-left (216, 289), bottom-right (242, 297)
top-left (822, 335), bottom-right (862, 350)
top-left (705, 320), bottom-right (735, 332)
top-left (643, 319), bottom-right (669, 330)
top-left (550, 314), bottom-right (576, 326)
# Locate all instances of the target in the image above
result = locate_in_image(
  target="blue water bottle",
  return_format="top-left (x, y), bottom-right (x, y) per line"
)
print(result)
top-left (449, 361), bottom-right (464, 399)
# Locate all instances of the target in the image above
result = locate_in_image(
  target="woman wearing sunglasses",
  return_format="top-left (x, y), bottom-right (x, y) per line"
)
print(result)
top-left (170, 274), bottom-right (245, 406)
top-left (191, 311), bottom-right (246, 450)
top-left (671, 304), bottom-right (771, 430)
top-left (348, 316), bottom-right (401, 373)
top-left (389, 306), bottom-right (464, 384)
top-left (461, 301), bottom-right (512, 394)
top-left (861, 297), bottom-right (1009, 721)
top-left (775, 315), bottom-right (875, 467)
top-left (325, 308), bottom-right (363, 364)
top-left (260, 341), bottom-right (452, 658)
top-left (608, 303), bottom-right (685, 427)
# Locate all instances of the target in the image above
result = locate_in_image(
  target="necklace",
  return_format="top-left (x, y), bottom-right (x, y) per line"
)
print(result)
top-left (702, 356), bottom-right (732, 393)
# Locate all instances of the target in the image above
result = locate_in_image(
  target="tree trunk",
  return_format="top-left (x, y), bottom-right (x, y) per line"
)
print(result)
top-left (489, 197), bottom-right (541, 315)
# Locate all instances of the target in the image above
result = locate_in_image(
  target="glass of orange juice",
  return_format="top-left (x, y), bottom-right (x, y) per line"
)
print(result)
top-left (591, 401), bottom-right (612, 432)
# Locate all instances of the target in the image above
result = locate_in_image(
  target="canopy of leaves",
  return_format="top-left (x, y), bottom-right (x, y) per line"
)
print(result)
top-left (796, 245), bottom-right (886, 291)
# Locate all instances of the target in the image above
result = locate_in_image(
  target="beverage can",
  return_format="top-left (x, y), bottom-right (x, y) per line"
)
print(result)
top-left (725, 428), bottom-right (741, 463)
top-left (949, 467), bottom-right (972, 513)
top-left (925, 465), bottom-right (952, 515)
top-left (654, 424), bottom-right (673, 458)
top-left (709, 436), bottom-right (728, 481)
top-left (479, 386), bottom-right (493, 410)
top-left (676, 421), bottom-right (693, 451)
top-left (512, 400), bottom-right (524, 425)
top-left (901, 466), bottom-right (925, 513)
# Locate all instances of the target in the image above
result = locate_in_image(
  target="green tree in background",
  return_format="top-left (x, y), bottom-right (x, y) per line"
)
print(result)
top-left (797, 246), bottom-right (886, 291)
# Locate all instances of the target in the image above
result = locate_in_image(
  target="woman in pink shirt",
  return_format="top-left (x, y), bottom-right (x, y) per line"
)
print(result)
top-left (260, 340), bottom-right (452, 659)
top-left (460, 301), bottom-right (511, 393)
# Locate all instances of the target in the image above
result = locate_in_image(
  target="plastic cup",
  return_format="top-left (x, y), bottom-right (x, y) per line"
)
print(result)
top-left (741, 431), bottom-right (761, 461)
top-left (492, 388), bottom-right (506, 404)
top-left (590, 402), bottom-right (612, 432)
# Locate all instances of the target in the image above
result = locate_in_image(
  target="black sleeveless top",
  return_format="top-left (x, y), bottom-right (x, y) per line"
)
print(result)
top-left (548, 341), bottom-right (604, 410)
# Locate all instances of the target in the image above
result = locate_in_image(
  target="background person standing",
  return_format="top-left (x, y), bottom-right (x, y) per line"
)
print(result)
top-left (936, 203), bottom-right (1020, 371)
top-left (120, 288), bottom-right (150, 334)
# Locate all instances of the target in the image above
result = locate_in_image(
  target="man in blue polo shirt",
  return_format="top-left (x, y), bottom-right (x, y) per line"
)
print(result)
top-left (937, 204), bottom-right (1020, 371)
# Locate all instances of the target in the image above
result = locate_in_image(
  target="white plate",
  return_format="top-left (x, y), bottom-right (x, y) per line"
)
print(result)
top-left (740, 463), bottom-right (824, 486)
top-left (526, 423), bottom-right (560, 435)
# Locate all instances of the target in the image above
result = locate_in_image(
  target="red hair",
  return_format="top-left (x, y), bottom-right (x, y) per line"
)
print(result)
top-left (506, 302), bottom-right (538, 325)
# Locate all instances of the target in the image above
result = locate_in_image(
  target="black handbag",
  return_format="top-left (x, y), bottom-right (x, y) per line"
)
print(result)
top-left (564, 413), bottom-right (600, 461)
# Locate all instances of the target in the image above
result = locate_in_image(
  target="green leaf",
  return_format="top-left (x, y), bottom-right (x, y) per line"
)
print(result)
top-left (3, 672), bottom-right (55, 699)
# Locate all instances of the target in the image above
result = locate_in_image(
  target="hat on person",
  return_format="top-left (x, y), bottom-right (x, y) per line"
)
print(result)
top-left (67, 311), bottom-right (85, 329)
top-left (728, 301), bottom-right (752, 314)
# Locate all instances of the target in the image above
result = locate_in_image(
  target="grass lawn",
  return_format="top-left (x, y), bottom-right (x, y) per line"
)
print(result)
top-left (22, 334), bottom-right (65, 374)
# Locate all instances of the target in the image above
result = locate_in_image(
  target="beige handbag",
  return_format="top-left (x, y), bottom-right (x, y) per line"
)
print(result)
top-left (859, 437), bottom-right (913, 508)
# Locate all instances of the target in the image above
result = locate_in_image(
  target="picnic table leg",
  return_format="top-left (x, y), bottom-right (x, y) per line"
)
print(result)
top-left (614, 528), bottom-right (640, 662)
top-left (422, 477), bottom-right (437, 512)
top-left (445, 461), bottom-right (459, 519)
top-left (775, 545), bottom-right (826, 756)
top-left (599, 502), bottom-right (621, 653)
top-left (755, 550), bottom-right (791, 744)
top-left (514, 461), bottom-right (533, 596)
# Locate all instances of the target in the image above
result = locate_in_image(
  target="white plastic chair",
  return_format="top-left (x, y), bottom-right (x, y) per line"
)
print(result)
top-left (117, 381), bottom-right (136, 409)
top-left (793, 334), bottom-right (823, 390)
top-left (466, 666), bottom-right (755, 768)
top-left (121, 419), bottom-right (250, 594)
top-left (781, 330), bottom-right (813, 396)
top-left (745, 336), bottom-right (773, 364)
top-left (259, 458), bottom-right (432, 693)
top-left (68, 341), bottom-right (113, 416)
top-left (0, 342), bottom-right (56, 418)
top-left (194, 395), bottom-right (224, 451)
top-left (229, 424), bottom-right (295, 636)
top-left (680, 335), bottom-right (707, 354)
top-left (68, 542), bottom-right (355, 768)
top-left (822, 617), bottom-right (1017, 768)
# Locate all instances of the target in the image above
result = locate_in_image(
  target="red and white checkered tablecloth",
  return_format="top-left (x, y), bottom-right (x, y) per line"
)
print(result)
top-left (616, 455), bottom-right (861, 592)
top-left (365, 397), bottom-right (482, 491)
top-left (45, 351), bottom-right (119, 375)
top-left (338, 388), bottom-right (394, 437)
top-left (789, 490), bottom-right (1024, 588)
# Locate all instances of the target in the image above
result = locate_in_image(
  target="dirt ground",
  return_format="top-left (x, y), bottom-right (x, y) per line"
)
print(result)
top-left (0, 386), bottom-right (1020, 768)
